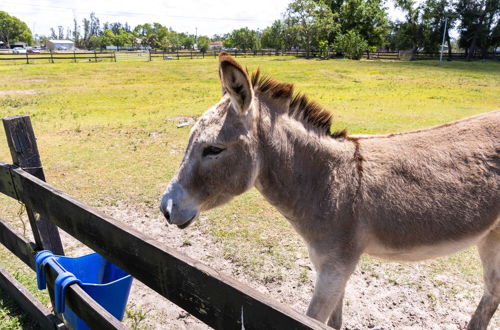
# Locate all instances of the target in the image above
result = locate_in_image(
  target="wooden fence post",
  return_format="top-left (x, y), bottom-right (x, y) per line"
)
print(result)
top-left (94, 50), bottom-right (97, 62)
top-left (25, 53), bottom-right (29, 65)
top-left (149, 51), bottom-right (152, 61)
top-left (2, 115), bottom-right (64, 255)
top-left (113, 51), bottom-right (117, 62)
top-left (50, 51), bottom-right (54, 64)
top-left (177, 50), bottom-right (179, 60)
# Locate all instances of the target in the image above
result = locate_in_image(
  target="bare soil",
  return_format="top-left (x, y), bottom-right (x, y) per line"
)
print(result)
top-left (61, 203), bottom-right (498, 330)
top-left (0, 90), bottom-right (38, 95)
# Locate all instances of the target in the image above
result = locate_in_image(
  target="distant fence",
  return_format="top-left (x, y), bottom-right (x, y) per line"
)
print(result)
top-left (0, 51), bottom-right (114, 64)
top-left (0, 49), bottom-right (498, 65)
top-left (367, 51), bottom-right (500, 60)
top-left (0, 115), bottom-right (328, 329)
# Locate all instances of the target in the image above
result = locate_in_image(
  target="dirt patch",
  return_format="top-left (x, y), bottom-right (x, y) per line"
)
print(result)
top-left (21, 79), bottom-right (47, 83)
top-left (0, 90), bottom-right (38, 96)
top-left (165, 116), bottom-right (196, 127)
top-left (60, 203), bottom-right (498, 329)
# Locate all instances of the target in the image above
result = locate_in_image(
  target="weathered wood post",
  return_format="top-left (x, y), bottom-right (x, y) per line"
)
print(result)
top-left (25, 52), bottom-right (29, 65)
top-left (73, 51), bottom-right (77, 63)
top-left (50, 51), bottom-right (54, 64)
top-left (94, 50), bottom-right (97, 62)
top-left (2, 115), bottom-right (64, 255)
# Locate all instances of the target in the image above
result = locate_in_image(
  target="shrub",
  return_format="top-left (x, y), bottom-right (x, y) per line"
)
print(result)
top-left (318, 40), bottom-right (329, 59)
top-left (334, 30), bottom-right (368, 60)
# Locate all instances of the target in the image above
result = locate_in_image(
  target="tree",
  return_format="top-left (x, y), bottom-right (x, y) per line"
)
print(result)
top-left (116, 29), bottom-right (134, 47)
top-left (197, 36), bottom-right (210, 52)
top-left (337, 0), bottom-right (389, 50)
top-left (73, 18), bottom-right (80, 46)
top-left (89, 13), bottom-right (100, 37)
top-left (392, 0), bottom-right (459, 59)
top-left (393, 0), bottom-right (428, 59)
top-left (284, 0), bottom-right (338, 56)
top-left (229, 27), bottom-right (260, 51)
top-left (100, 29), bottom-right (115, 47)
top-left (57, 26), bottom-right (65, 39)
top-left (82, 18), bottom-right (90, 46)
top-left (179, 33), bottom-right (195, 49)
top-left (167, 30), bottom-right (182, 50)
top-left (261, 20), bottom-right (285, 49)
top-left (422, 0), bottom-right (456, 57)
top-left (0, 11), bottom-right (33, 47)
top-left (133, 23), bottom-right (170, 49)
top-left (334, 29), bottom-right (368, 58)
top-left (456, 0), bottom-right (500, 59)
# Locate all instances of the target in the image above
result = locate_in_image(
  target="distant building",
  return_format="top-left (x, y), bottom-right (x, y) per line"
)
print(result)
top-left (209, 41), bottom-right (223, 50)
top-left (47, 39), bottom-right (74, 51)
top-left (10, 42), bottom-right (27, 49)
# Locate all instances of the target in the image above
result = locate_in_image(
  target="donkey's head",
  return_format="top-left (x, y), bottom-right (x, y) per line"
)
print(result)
top-left (160, 54), bottom-right (260, 228)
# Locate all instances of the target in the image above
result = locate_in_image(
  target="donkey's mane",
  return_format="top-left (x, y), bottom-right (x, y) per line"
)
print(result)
top-left (250, 69), bottom-right (347, 139)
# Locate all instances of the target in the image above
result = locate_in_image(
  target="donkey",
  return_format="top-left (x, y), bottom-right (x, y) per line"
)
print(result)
top-left (160, 53), bottom-right (500, 329)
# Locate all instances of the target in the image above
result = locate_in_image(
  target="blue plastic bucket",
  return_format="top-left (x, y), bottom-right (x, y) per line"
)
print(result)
top-left (36, 251), bottom-right (133, 330)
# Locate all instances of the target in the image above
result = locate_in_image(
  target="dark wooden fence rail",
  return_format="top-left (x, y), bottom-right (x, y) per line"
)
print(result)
top-left (0, 115), bottom-right (328, 329)
top-left (1, 49), bottom-right (498, 64)
top-left (0, 51), bottom-right (114, 63)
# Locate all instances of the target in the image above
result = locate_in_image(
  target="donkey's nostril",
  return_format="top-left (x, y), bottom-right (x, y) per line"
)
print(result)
top-left (164, 210), bottom-right (171, 223)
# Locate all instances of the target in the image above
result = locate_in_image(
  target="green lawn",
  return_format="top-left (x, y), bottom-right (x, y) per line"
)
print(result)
top-left (0, 57), bottom-right (499, 327)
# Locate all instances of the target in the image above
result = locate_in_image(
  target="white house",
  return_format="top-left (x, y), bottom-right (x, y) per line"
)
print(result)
top-left (47, 39), bottom-right (75, 51)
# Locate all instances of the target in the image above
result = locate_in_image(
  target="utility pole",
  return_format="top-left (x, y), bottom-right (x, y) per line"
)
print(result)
top-left (439, 16), bottom-right (448, 65)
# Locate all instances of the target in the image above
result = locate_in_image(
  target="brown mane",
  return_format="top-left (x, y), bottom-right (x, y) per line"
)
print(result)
top-left (250, 69), bottom-right (347, 139)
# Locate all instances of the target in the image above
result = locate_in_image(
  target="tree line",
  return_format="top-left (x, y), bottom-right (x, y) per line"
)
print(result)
top-left (1, 0), bottom-right (498, 60)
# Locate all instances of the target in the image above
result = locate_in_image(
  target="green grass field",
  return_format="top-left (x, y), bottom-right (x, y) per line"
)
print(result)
top-left (0, 57), bottom-right (499, 327)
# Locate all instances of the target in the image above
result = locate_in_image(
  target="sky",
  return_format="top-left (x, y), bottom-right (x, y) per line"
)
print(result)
top-left (1, 0), bottom-right (404, 38)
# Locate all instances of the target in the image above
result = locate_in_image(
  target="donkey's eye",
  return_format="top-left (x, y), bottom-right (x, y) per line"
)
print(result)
top-left (202, 146), bottom-right (225, 157)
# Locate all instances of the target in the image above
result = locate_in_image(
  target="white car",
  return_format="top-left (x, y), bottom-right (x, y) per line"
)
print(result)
top-left (12, 47), bottom-right (27, 54)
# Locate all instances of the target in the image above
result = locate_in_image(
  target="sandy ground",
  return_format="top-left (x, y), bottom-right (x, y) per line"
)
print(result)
top-left (0, 90), bottom-right (38, 95)
top-left (58, 203), bottom-right (499, 330)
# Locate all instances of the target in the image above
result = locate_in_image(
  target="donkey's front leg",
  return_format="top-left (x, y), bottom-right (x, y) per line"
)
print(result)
top-left (306, 249), bottom-right (360, 328)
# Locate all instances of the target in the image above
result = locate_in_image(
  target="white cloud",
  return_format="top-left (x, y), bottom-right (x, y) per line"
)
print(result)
top-left (1, 0), bottom-right (291, 37)
top-left (1, 0), bottom-right (406, 38)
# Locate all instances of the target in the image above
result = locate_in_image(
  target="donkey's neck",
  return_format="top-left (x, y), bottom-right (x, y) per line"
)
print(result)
top-left (254, 103), bottom-right (359, 241)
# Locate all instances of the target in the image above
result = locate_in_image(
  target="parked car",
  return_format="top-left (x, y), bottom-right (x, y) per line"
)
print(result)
top-left (12, 47), bottom-right (27, 54)
top-left (27, 48), bottom-right (40, 54)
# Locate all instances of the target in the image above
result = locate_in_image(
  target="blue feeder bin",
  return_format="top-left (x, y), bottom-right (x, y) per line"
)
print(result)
top-left (36, 251), bottom-right (133, 330)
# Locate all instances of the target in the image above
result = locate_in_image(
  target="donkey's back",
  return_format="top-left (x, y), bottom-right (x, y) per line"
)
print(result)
top-left (359, 110), bottom-right (500, 259)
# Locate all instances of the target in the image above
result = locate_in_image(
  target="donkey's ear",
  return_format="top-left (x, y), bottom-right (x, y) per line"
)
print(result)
top-left (219, 53), bottom-right (253, 113)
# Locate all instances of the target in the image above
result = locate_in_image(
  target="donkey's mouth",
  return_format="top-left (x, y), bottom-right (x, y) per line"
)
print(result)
top-left (177, 215), bottom-right (196, 229)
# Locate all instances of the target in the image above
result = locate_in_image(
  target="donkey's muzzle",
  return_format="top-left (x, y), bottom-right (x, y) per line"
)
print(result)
top-left (160, 183), bottom-right (198, 228)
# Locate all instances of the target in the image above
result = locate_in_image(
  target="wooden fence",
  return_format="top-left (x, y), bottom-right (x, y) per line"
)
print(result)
top-left (1, 49), bottom-right (498, 65)
top-left (0, 115), bottom-right (328, 329)
top-left (0, 51), bottom-right (115, 64)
